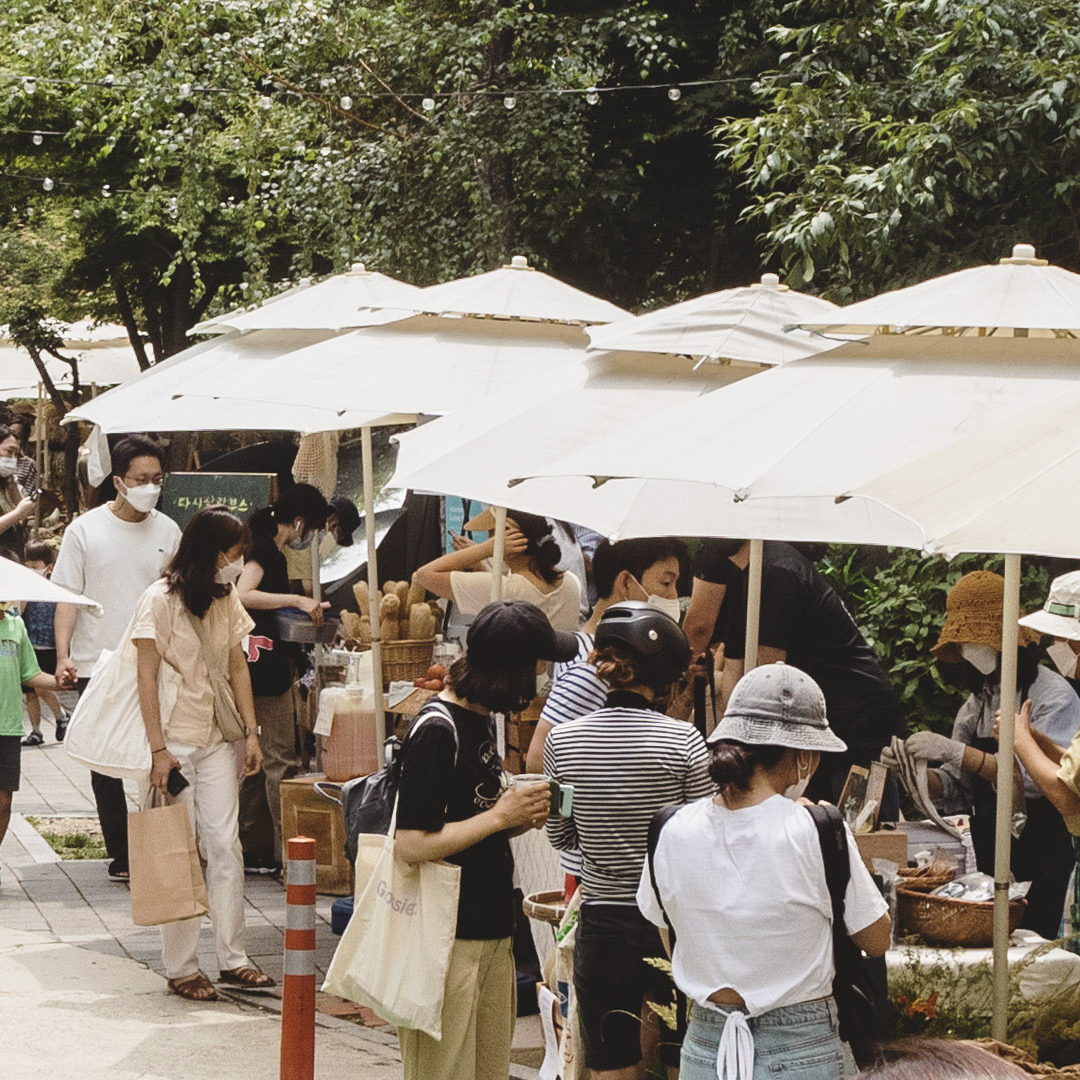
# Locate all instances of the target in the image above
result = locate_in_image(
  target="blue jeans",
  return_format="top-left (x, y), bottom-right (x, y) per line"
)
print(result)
top-left (680, 997), bottom-right (844, 1080)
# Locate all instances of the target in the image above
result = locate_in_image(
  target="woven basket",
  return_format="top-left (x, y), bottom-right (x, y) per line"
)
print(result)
top-left (897, 888), bottom-right (1026, 947)
top-left (523, 890), bottom-right (567, 927)
top-left (896, 869), bottom-right (956, 893)
top-left (380, 638), bottom-right (436, 689)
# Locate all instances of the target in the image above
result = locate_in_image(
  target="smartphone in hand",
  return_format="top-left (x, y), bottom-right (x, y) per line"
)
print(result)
top-left (166, 767), bottom-right (189, 797)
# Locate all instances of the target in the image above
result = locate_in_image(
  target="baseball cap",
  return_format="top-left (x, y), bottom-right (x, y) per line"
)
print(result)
top-left (1019, 570), bottom-right (1080, 642)
top-left (466, 600), bottom-right (579, 668)
top-left (707, 662), bottom-right (847, 753)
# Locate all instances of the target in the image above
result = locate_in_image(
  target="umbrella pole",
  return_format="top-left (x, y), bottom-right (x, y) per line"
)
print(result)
top-left (361, 426), bottom-right (388, 765)
top-left (490, 506), bottom-right (507, 602)
top-left (33, 382), bottom-right (43, 539)
top-left (992, 553), bottom-right (1021, 1041)
top-left (744, 539), bottom-right (764, 670)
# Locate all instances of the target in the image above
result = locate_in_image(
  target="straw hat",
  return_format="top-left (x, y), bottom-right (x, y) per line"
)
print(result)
top-left (932, 570), bottom-right (1038, 663)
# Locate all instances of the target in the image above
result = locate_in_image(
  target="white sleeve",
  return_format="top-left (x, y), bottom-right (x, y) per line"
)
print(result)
top-left (449, 570), bottom-right (496, 615)
top-left (636, 843), bottom-right (668, 930)
top-left (842, 823), bottom-right (889, 935)
top-left (50, 521), bottom-right (86, 593)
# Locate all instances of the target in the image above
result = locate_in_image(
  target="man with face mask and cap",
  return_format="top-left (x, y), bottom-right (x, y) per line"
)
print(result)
top-left (887, 570), bottom-right (1080, 939)
top-left (51, 434), bottom-right (182, 880)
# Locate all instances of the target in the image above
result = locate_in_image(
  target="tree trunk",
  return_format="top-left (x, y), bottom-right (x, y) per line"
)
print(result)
top-left (113, 275), bottom-right (152, 371)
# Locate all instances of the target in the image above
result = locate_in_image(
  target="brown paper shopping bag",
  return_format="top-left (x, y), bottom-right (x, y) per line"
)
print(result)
top-left (128, 788), bottom-right (209, 926)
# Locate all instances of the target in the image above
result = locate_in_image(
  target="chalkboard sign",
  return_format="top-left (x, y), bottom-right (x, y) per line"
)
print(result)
top-left (161, 472), bottom-right (277, 529)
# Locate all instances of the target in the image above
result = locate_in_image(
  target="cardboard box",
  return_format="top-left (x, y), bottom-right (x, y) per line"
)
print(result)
top-left (280, 774), bottom-right (352, 896)
top-left (854, 829), bottom-right (908, 874)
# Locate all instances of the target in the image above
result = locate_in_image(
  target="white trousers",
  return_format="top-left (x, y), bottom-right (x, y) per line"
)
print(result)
top-left (141, 738), bottom-right (250, 980)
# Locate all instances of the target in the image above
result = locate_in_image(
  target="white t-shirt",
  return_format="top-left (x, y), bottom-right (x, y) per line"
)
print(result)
top-left (51, 505), bottom-right (182, 677)
top-left (637, 794), bottom-right (887, 1016)
top-left (450, 569), bottom-right (582, 633)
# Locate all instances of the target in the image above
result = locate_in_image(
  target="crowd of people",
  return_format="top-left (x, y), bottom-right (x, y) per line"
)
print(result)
top-left (5, 437), bottom-right (1080, 1078)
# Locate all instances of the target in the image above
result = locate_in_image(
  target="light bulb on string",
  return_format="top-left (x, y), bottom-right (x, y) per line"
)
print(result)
top-left (178, 82), bottom-right (192, 98)
top-left (340, 95), bottom-right (353, 110)
top-left (258, 95), bottom-right (272, 110)
top-left (42, 177), bottom-right (53, 192)
top-left (31, 133), bottom-right (42, 146)
top-left (503, 95), bottom-right (516, 110)
top-left (585, 86), bottom-right (600, 105)
top-left (667, 86), bottom-right (681, 101)
top-left (421, 97), bottom-right (435, 111)
top-left (22, 76), bottom-right (35, 95)
top-left (101, 184), bottom-right (111, 197)
top-left (103, 73), bottom-right (115, 87)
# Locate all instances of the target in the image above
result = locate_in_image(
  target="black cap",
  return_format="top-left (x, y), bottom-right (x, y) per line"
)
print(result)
top-left (466, 600), bottom-right (580, 668)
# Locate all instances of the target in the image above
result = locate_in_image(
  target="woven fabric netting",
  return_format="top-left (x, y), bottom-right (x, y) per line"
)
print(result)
top-left (292, 431), bottom-right (339, 497)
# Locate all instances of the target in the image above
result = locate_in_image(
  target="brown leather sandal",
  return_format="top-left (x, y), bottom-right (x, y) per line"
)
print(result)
top-left (167, 973), bottom-right (219, 1001)
top-left (219, 965), bottom-right (276, 991)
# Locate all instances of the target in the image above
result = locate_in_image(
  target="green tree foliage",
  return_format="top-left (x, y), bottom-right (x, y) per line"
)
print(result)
top-left (717, 0), bottom-right (1080, 298)
top-left (0, 0), bottom-right (777, 360)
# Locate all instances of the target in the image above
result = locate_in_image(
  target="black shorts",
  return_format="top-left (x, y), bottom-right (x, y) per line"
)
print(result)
top-left (23, 648), bottom-right (56, 692)
top-left (0, 734), bottom-right (21, 791)
top-left (573, 902), bottom-right (674, 1071)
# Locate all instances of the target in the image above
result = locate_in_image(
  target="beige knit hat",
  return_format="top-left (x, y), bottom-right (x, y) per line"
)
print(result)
top-left (932, 570), bottom-right (1038, 663)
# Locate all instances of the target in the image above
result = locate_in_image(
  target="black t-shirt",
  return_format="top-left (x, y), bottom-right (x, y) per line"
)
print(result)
top-left (244, 535), bottom-right (296, 697)
top-left (395, 699), bottom-right (514, 940)
top-left (711, 541), bottom-right (905, 762)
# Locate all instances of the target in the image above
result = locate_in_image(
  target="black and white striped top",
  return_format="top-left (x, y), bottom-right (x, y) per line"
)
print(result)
top-left (543, 699), bottom-right (713, 903)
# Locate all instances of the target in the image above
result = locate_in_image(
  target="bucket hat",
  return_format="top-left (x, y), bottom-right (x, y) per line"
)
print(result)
top-left (707, 662), bottom-right (847, 753)
top-left (1019, 570), bottom-right (1080, 642)
top-left (931, 570), bottom-right (1038, 662)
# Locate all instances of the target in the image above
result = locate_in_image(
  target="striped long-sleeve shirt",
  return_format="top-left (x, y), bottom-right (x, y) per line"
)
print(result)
top-left (544, 702), bottom-right (713, 902)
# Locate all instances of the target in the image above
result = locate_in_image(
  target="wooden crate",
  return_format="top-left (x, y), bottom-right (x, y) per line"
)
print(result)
top-left (280, 774), bottom-right (352, 896)
top-left (504, 698), bottom-right (545, 773)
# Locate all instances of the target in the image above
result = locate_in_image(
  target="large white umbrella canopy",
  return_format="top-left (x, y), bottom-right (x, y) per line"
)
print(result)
top-left (190, 263), bottom-right (423, 334)
top-left (804, 244), bottom-right (1080, 335)
top-left (0, 557), bottom-right (102, 613)
top-left (412, 255), bottom-right (629, 324)
top-left (844, 383), bottom-right (1080, 559)
top-left (390, 349), bottom-right (760, 510)
top-left (586, 273), bottom-right (842, 363)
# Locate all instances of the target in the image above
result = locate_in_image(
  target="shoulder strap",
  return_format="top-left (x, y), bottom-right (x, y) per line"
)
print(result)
top-left (806, 802), bottom-right (850, 930)
top-left (409, 699), bottom-right (460, 768)
top-left (185, 609), bottom-right (218, 670)
top-left (646, 804), bottom-right (682, 945)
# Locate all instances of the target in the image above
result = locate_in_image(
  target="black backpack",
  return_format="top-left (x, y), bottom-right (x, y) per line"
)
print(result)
top-left (645, 801), bottom-right (879, 1066)
top-left (315, 701), bottom-right (457, 863)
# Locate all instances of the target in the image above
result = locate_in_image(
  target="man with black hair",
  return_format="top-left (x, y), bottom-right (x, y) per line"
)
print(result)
top-left (52, 434), bottom-right (181, 880)
top-left (525, 536), bottom-right (687, 775)
top-left (684, 538), bottom-right (905, 801)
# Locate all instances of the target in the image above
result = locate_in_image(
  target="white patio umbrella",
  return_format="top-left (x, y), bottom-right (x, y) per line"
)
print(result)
top-left (190, 263), bottom-right (423, 334)
top-left (586, 273), bottom-right (842, 363)
top-left (0, 557), bottom-right (102, 614)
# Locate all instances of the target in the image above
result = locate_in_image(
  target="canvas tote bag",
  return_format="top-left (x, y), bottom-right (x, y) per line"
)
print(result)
top-left (323, 798), bottom-right (461, 1040)
top-left (65, 611), bottom-right (182, 780)
top-left (128, 787), bottom-right (210, 926)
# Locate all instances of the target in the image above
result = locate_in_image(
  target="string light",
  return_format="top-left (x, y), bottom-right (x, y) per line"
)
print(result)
top-left (339, 95), bottom-right (353, 110)
top-left (31, 133), bottom-right (42, 145)
top-left (421, 97), bottom-right (435, 111)
top-left (585, 86), bottom-right (599, 105)
top-left (668, 86), bottom-right (681, 101)
top-left (503, 95), bottom-right (515, 109)
top-left (41, 177), bottom-right (53, 191)
top-left (21, 76), bottom-right (35, 95)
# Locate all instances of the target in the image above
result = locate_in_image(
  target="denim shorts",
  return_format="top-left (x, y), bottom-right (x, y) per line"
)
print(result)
top-left (680, 997), bottom-right (844, 1080)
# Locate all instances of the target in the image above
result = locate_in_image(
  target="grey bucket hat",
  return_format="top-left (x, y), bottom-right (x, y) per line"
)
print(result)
top-left (707, 662), bottom-right (847, 753)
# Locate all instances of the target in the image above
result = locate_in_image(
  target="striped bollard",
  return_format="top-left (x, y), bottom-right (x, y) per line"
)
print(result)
top-left (281, 836), bottom-right (317, 1080)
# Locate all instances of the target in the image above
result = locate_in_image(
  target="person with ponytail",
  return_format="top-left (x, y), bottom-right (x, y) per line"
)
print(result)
top-left (235, 482), bottom-right (328, 870)
top-left (543, 601), bottom-right (711, 1080)
top-left (416, 507), bottom-right (582, 633)
top-left (638, 663), bottom-right (890, 1080)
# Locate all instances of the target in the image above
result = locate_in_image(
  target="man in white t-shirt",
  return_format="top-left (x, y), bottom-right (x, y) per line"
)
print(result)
top-left (52, 435), bottom-right (182, 881)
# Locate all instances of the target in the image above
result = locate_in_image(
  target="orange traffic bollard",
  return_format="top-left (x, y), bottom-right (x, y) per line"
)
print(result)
top-left (281, 836), bottom-right (317, 1080)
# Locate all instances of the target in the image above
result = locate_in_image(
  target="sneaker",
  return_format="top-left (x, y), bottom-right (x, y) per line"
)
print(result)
top-left (54, 708), bottom-right (70, 743)
top-left (20, 730), bottom-right (44, 746)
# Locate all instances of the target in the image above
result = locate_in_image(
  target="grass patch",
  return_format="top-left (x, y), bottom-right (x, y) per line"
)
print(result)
top-left (24, 815), bottom-right (108, 860)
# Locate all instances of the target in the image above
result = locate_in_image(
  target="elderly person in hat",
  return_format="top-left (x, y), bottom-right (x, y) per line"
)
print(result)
top-left (888, 570), bottom-right (1080, 939)
top-left (638, 663), bottom-right (890, 1080)
top-left (1005, 571), bottom-right (1080, 840)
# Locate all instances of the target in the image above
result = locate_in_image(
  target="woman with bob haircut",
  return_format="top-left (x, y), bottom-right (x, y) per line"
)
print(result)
top-left (393, 599), bottom-right (580, 1080)
top-left (415, 507), bottom-right (581, 632)
top-left (545, 600), bottom-right (712, 1080)
top-left (638, 662), bottom-right (891, 1080)
top-left (132, 504), bottom-right (274, 1002)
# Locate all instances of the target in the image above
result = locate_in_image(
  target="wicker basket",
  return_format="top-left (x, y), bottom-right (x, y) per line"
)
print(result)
top-left (523, 890), bottom-right (568, 927)
top-left (896, 869), bottom-right (956, 893)
top-left (897, 888), bottom-right (1026, 947)
top-left (380, 638), bottom-right (436, 689)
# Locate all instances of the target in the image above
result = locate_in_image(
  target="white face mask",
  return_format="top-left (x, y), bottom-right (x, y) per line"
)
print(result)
top-left (1048, 640), bottom-right (1079, 680)
top-left (784, 755), bottom-right (812, 801)
top-left (0, 457), bottom-right (18, 478)
top-left (119, 480), bottom-right (162, 513)
top-left (215, 557), bottom-right (244, 586)
top-left (631, 575), bottom-right (681, 623)
top-left (960, 642), bottom-right (999, 676)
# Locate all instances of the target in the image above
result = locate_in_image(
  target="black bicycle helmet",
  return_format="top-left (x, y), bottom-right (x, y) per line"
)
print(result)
top-left (594, 600), bottom-right (690, 686)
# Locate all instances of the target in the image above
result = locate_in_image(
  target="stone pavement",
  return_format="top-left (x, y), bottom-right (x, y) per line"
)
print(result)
top-left (1, 705), bottom-right (543, 1078)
